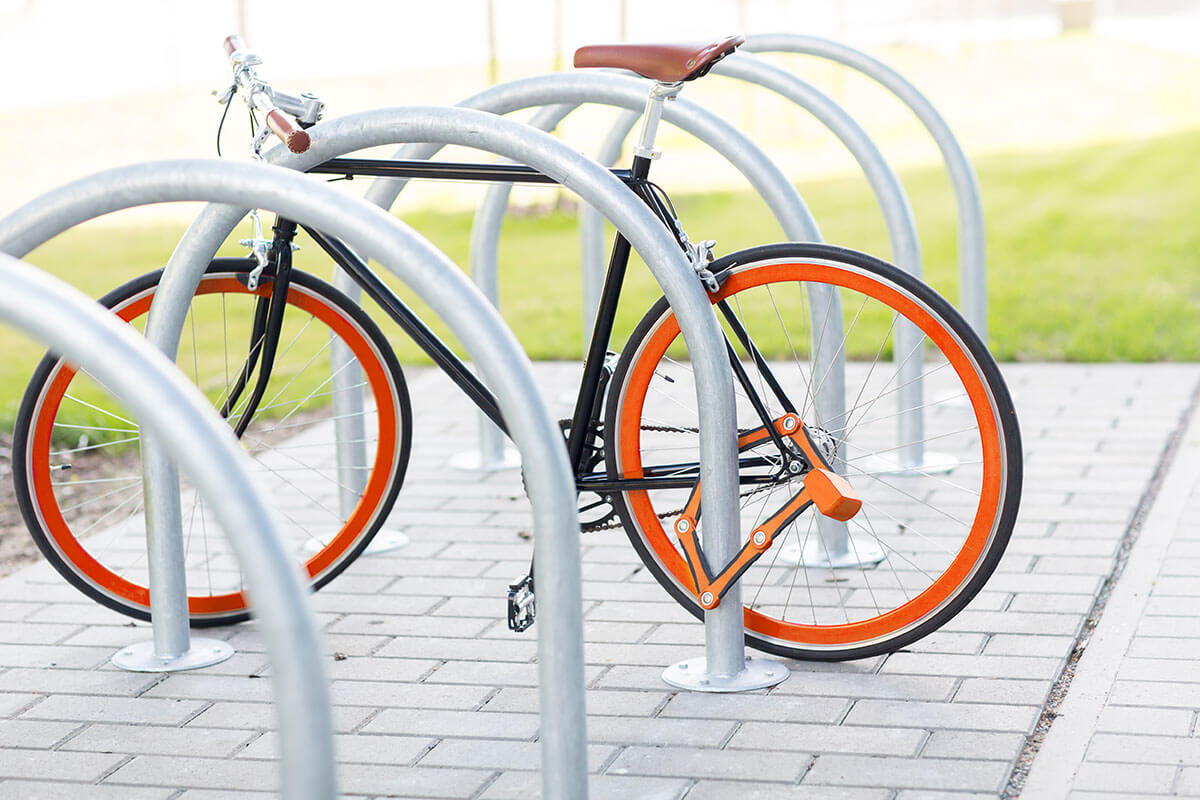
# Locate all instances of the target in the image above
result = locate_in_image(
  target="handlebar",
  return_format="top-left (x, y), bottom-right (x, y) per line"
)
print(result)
top-left (263, 109), bottom-right (311, 154)
top-left (223, 34), bottom-right (246, 57)
top-left (222, 34), bottom-right (311, 155)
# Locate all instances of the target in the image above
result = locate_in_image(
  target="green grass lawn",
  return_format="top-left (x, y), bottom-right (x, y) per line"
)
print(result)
top-left (4, 126), bottom-right (1199, 430)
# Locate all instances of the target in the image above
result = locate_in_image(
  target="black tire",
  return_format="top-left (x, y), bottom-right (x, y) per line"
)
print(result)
top-left (13, 259), bottom-right (412, 626)
top-left (605, 243), bottom-right (1022, 660)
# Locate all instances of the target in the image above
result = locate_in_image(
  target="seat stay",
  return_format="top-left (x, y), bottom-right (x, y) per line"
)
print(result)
top-left (716, 297), bottom-right (799, 416)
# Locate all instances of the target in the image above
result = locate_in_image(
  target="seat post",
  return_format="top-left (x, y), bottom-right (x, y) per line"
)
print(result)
top-left (633, 81), bottom-right (683, 164)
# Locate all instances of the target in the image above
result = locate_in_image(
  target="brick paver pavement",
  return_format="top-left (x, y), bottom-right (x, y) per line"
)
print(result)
top-left (1024, 366), bottom-right (1200, 798)
top-left (0, 362), bottom-right (1197, 798)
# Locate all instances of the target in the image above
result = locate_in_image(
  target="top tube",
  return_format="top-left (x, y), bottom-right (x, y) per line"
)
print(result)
top-left (306, 157), bottom-right (636, 185)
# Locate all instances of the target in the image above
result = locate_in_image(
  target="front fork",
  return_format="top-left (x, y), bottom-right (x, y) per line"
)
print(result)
top-left (222, 216), bottom-right (299, 437)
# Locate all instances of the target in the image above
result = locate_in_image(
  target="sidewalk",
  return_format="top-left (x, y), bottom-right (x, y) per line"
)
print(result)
top-left (1024, 371), bottom-right (1200, 798)
top-left (0, 362), bottom-right (1197, 798)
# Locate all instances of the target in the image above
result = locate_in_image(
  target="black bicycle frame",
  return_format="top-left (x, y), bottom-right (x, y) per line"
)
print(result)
top-left (285, 155), bottom-right (785, 494)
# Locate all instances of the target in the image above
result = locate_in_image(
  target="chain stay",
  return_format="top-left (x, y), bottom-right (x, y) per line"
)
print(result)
top-left (583, 422), bottom-right (777, 531)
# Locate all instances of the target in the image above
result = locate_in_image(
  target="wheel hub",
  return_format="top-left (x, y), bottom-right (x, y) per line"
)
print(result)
top-left (808, 425), bottom-right (839, 464)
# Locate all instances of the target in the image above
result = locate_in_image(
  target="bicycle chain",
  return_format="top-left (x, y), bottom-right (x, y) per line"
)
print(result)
top-left (583, 421), bottom-right (785, 532)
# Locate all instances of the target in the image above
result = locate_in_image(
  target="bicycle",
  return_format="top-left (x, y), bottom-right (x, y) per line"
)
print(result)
top-left (11, 35), bottom-right (1021, 661)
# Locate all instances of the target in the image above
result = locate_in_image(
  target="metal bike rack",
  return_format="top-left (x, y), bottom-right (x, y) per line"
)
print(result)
top-left (453, 80), bottom-right (836, 478)
top-left (713, 52), bottom-right (943, 564)
top-left (286, 104), bottom-right (773, 694)
top-left (231, 106), bottom-right (769, 696)
top-left (580, 107), bottom-right (643, 343)
top-left (715, 53), bottom-right (930, 489)
top-left (409, 76), bottom-right (853, 574)
top-left (0, 252), bottom-right (334, 800)
top-left (566, 54), bottom-right (961, 566)
top-left (463, 67), bottom-right (933, 569)
top-left (744, 33), bottom-right (987, 342)
top-left (371, 73), bottom-right (840, 479)
top-left (358, 83), bottom-right (836, 691)
top-left (449, 103), bottom-right (578, 473)
top-left (435, 74), bottom-right (882, 576)
top-left (132, 109), bottom-right (744, 790)
top-left (597, 56), bottom-right (941, 470)
top-left (0, 156), bottom-right (597, 799)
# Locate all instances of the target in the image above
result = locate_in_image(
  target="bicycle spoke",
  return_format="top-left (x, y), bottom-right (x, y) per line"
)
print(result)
top-left (841, 311), bottom-right (899, 434)
top-left (766, 283), bottom-right (815, 411)
top-left (59, 394), bottom-right (137, 427)
top-left (843, 358), bottom-right (952, 440)
top-left (730, 293), bottom-right (781, 420)
top-left (21, 267), bottom-right (408, 623)
top-left (857, 505), bottom-right (912, 604)
top-left (49, 435), bottom-right (141, 457)
top-left (827, 391), bottom-right (967, 437)
top-left (810, 293), bottom-right (869, 411)
top-left (800, 284), bottom-right (838, 423)
top-left (52, 474), bottom-right (144, 488)
top-left (784, 514), bottom-right (819, 625)
top-left (236, 313), bottom-right (322, 425)
top-left (850, 460), bottom-right (982, 497)
top-left (56, 479), bottom-right (143, 513)
top-left (610, 252), bottom-right (1014, 657)
top-left (50, 422), bottom-right (139, 434)
top-left (71, 486), bottom-right (146, 538)
top-left (265, 406), bottom-right (376, 431)
top-left (845, 516), bottom-right (939, 583)
top-left (842, 425), bottom-right (981, 463)
top-left (222, 293), bottom-right (230, 404)
top-left (241, 431), bottom-right (365, 503)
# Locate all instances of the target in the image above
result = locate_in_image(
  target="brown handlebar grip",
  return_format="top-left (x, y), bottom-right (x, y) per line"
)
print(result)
top-left (223, 34), bottom-right (246, 57)
top-left (265, 109), bottom-right (311, 154)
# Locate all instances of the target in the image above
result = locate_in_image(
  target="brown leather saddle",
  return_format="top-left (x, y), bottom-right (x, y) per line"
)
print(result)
top-left (573, 35), bottom-right (745, 83)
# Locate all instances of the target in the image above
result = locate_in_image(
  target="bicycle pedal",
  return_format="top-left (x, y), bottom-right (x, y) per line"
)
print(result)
top-left (506, 575), bottom-right (536, 633)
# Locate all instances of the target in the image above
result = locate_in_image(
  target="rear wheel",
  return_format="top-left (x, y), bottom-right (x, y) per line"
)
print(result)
top-left (606, 243), bottom-right (1021, 660)
top-left (13, 260), bottom-right (411, 625)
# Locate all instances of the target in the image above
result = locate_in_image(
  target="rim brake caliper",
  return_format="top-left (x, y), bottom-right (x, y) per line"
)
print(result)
top-left (239, 209), bottom-right (271, 290)
top-left (682, 232), bottom-right (719, 292)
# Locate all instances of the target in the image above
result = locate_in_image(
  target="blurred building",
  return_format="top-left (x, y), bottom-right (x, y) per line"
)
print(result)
top-left (1, 0), bottom-right (1198, 109)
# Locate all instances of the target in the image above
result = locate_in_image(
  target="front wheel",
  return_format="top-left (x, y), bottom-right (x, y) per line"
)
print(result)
top-left (12, 260), bottom-right (412, 626)
top-left (605, 243), bottom-right (1021, 661)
